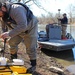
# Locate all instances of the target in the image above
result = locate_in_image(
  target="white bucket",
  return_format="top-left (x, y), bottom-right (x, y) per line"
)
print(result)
top-left (0, 57), bottom-right (7, 65)
top-left (12, 59), bottom-right (24, 65)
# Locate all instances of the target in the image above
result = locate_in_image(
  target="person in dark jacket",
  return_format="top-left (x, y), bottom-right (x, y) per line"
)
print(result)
top-left (0, 2), bottom-right (38, 73)
top-left (58, 13), bottom-right (68, 39)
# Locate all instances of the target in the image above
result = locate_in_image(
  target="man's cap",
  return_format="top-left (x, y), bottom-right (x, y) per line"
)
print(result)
top-left (63, 13), bottom-right (66, 16)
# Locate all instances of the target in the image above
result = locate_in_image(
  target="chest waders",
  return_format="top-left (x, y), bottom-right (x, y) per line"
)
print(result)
top-left (2, 3), bottom-right (36, 73)
top-left (2, 3), bottom-right (33, 60)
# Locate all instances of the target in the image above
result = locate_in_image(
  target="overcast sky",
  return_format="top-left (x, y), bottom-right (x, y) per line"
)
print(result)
top-left (30, 0), bottom-right (75, 17)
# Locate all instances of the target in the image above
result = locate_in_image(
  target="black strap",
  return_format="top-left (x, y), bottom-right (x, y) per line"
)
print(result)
top-left (6, 24), bottom-right (14, 29)
top-left (5, 3), bottom-right (33, 29)
top-left (13, 3), bottom-right (33, 22)
top-left (9, 3), bottom-right (33, 23)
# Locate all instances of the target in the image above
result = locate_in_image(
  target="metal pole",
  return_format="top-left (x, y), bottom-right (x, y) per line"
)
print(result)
top-left (3, 39), bottom-right (7, 57)
top-left (58, 9), bottom-right (61, 17)
top-left (58, 9), bottom-right (61, 25)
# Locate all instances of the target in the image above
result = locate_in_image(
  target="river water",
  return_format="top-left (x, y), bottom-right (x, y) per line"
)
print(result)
top-left (38, 24), bottom-right (75, 67)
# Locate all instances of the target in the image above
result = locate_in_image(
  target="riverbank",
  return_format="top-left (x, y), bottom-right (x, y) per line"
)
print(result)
top-left (3, 42), bottom-right (74, 75)
top-left (19, 43), bottom-right (75, 75)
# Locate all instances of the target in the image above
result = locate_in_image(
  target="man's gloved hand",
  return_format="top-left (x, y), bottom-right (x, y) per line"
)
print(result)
top-left (0, 32), bottom-right (10, 40)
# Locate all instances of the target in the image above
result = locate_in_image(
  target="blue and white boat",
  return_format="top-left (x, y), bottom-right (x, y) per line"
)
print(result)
top-left (38, 24), bottom-right (75, 51)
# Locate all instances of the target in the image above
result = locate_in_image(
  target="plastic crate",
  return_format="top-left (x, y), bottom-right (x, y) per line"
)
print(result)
top-left (49, 25), bottom-right (61, 40)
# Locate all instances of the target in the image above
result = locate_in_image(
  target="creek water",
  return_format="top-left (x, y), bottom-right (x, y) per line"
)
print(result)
top-left (38, 24), bottom-right (75, 67)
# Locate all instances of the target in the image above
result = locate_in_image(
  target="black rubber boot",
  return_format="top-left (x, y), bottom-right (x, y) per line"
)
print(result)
top-left (30, 60), bottom-right (36, 67)
top-left (26, 59), bottom-right (36, 73)
top-left (11, 53), bottom-right (17, 60)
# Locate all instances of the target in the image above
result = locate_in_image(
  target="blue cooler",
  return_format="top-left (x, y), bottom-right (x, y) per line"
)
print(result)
top-left (49, 25), bottom-right (61, 40)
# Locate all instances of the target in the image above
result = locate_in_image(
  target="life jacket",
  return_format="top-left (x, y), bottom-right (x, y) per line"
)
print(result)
top-left (2, 3), bottom-right (33, 29)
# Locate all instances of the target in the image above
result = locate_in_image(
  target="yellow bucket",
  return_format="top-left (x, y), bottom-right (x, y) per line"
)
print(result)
top-left (10, 66), bottom-right (27, 73)
top-left (0, 66), bottom-right (32, 75)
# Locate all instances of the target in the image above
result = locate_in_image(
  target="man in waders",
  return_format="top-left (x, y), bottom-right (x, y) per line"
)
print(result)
top-left (0, 2), bottom-right (38, 73)
top-left (58, 13), bottom-right (68, 39)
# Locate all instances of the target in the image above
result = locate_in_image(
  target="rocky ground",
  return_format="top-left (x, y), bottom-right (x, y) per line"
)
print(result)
top-left (0, 41), bottom-right (74, 75)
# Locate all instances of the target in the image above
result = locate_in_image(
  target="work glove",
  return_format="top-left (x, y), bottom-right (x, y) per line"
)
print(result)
top-left (0, 32), bottom-right (10, 40)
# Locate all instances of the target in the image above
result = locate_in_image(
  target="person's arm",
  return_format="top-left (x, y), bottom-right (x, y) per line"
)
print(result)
top-left (58, 18), bottom-right (62, 21)
top-left (9, 6), bottom-right (28, 38)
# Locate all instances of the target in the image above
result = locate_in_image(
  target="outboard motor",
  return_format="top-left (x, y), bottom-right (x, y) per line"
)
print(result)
top-left (38, 31), bottom-right (48, 41)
